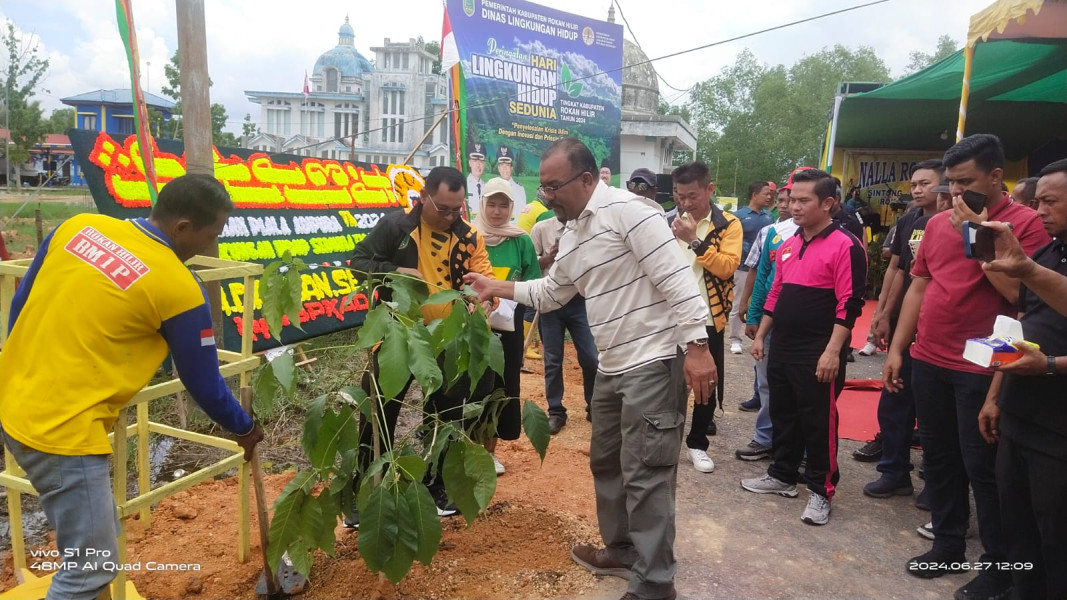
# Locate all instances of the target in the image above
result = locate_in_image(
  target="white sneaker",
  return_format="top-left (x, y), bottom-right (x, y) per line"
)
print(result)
top-left (730, 341), bottom-right (743, 355)
top-left (859, 342), bottom-right (878, 356)
top-left (492, 454), bottom-right (506, 476)
top-left (740, 473), bottom-right (799, 497)
top-left (917, 521), bottom-right (974, 540)
top-left (801, 491), bottom-right (831, 525)
top-left (687, 448), bottom-right (715, 473)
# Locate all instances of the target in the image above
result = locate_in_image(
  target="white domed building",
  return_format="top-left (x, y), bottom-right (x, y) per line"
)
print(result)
top-left (245, 17), bottom-right (450, 168)
top-left (612, 9), bottom-right (697, 179)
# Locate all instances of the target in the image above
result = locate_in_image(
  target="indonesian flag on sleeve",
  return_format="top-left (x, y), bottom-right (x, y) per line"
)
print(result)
top-left (200, 329), bottom-right (216, 347)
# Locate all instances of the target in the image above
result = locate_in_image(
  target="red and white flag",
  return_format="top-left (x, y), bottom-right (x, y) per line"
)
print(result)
top-left (440, 3), bottom-right (459, 72)
top-left (200, 329), bottom-right (216, 347)
top-left (303, 71), bottom-right (310, 97)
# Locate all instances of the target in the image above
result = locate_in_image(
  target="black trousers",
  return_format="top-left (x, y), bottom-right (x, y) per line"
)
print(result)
top-left (685, 325), bottom-right (725, 451)
top-left (489, 306), bottom-right (525, 441)
top-left (911, 358), bottom-right (1005, 563)
top-left (357, 352), bottom-right (479, 490)
top-left (996, 434), bottom-right (1067, 600)
top-left (766, 357), bottom-right (845, 500)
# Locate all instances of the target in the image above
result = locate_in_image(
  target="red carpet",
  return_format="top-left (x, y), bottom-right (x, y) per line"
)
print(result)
top-left (838, 380), bottom-right (881, 442)
top-left (839, 300), bottom-right (881, 442)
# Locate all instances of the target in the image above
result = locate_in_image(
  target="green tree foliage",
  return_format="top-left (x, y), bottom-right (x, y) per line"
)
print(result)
top-left (254, 254), bottom-right (550, 583)
top-left (904, 35), bottom-right (959, 76)
top-left (1, 21), bottom-right (50, 171)
top-left (686, 46), bottom-right (890, 194)
top-left (45, 108), bottom-right (74, 134)
top-left (160, 49), bottom-right (235, 147)
top-left (241, 112), bottom-right (258, 138)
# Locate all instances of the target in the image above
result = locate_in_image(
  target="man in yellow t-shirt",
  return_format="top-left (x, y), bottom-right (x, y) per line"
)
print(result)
top-left (347, 166), bottom-right (496, 527)
top-left (0, 174), bottom-right (263, 600)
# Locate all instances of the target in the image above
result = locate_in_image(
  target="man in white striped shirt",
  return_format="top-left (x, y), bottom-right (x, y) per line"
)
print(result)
top-left (464, 138), bottom-right (715, 600)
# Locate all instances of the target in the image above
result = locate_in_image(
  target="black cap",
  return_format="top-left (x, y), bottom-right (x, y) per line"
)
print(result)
top-left (469, 142), bottom-right (486, 159)
top-left (496, 145), bottom-right (514, 164)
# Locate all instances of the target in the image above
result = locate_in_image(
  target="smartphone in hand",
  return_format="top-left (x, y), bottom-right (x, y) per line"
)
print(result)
top-left (963, 221), bottom-right (997, 262)
top-left (962, 189), bottom-right (987, 213)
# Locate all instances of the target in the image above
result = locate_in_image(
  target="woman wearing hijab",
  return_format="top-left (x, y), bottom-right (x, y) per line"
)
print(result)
top-left (474, 177), bottom-right (542, 475)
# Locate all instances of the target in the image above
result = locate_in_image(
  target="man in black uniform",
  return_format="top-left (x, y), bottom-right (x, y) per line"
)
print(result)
top-left (979, 157), bottom-right (1067, 600)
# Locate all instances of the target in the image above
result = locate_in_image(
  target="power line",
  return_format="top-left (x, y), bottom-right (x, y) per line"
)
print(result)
top-left (191, 0), bottom-right (894, 157)
top-left (611, 0), bottom-right (691, 95)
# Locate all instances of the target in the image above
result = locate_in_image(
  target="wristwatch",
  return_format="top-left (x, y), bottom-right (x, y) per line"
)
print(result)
top-left (1047, 355), bottom-right (1058, 375)
top-left (688, 239), bottom-right (702, 252)
top-left (687, 338), bottom-right (708, 348)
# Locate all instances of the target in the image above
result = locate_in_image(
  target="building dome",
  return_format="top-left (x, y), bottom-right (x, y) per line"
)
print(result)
top-left (622, 39), bottom-right (659, 116)
top-left (314, 17), bottom-right (373, 78)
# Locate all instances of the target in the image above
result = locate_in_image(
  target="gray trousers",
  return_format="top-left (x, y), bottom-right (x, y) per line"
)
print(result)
top-left (590, 351), bottom-right (687, 599)
top-left (3, 429), bottom-right (120, 600)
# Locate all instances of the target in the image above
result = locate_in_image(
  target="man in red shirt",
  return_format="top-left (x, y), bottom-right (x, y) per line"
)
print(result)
top-left (883, 134), bottom-right (1049, 600)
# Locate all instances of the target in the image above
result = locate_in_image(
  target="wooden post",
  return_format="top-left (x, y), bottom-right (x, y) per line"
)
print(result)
top-left (176, 0), bottom-right (224, 340)
top-left (34, 208), bottom-right (43, 247)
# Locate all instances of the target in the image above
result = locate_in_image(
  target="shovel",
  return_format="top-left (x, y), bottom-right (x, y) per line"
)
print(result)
top-left (240, 388), bottom-right (306, 599)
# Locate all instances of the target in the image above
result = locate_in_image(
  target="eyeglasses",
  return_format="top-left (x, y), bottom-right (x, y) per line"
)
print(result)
top-left (538, 171), bottom-right (586, 196)
top-left (425, 195), bottom-right (464, 216)
top-left (626, 181), bottom-right (655, 193)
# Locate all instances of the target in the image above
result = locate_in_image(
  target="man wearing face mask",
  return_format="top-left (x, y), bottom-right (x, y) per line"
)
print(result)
top-left (0, 174), bottom-right (263, 600)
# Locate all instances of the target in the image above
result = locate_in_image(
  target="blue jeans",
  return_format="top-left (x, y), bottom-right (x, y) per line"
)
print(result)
top-left (876, 347), bottom-right (915, 479)
top-left (753, 330), bottom-right (773, 446)
top-left (2, 429), bottom-right (119, 600)
top-left (539, 295), bottom-right (598, 419)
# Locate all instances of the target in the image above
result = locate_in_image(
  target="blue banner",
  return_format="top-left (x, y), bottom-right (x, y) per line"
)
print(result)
top-left (447, 0), bottom-right (623, 214)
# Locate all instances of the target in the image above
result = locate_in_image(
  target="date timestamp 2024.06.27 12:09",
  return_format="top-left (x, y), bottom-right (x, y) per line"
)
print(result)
top-left (907, 561), bottom-right (1034, 572)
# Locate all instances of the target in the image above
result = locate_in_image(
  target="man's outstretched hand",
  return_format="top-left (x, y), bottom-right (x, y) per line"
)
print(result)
top-left (462, 272), bottom-right (496, 302)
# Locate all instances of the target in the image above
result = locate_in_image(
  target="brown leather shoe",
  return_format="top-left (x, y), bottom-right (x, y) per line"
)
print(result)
top-left (620, 588), bottom-right (677, 600)
top-left (570, 544), bottom-right (632, 580)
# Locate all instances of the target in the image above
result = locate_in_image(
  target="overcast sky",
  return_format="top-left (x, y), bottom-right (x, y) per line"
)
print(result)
top-left (2, 0), bottom-right (991, 134)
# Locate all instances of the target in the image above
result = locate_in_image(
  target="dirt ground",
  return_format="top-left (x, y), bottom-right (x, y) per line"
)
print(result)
top-left (1, 342), bottom-right (984, 600)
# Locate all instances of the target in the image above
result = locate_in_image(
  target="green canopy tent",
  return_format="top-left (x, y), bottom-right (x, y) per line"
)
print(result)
top-left (828, 39), bottom-right (1067, 161)
top-left (822, 0), bottom-right (1067, 163)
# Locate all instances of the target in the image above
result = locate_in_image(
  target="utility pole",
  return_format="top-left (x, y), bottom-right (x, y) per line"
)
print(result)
top-left (176, 0), bottom-right (223, 335)
top-left (4, 79), bottom-right (9, 191)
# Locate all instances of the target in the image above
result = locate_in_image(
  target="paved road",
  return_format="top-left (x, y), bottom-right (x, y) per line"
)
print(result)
top-left (586, 340), bottom-right (984, 600)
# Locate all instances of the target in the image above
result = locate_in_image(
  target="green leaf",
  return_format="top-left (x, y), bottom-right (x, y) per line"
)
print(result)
top-left (394, 455), bottom-right (428, 483)
top-left (423, 289), bottom-right (465, 306)
top-left (307, 406), bottom-right (343, 470)
top-left (432, 304), bottom-right (466, 354)
top-left (486, 332), bottom-right (505, 377)
top-left (404, 483), bottom-right (442, 566)
top-left (522, 400), bottom-right (551, 464)
top-left (380, 487), bottom-right (418, 583)
top-left (561, 62), bottom-right (572, 85)
top-left (252, 364), bottom-right (279, 416)
top-left (314, 490), bottom-right (338, 557)
top-left (407, 323), bottom-right (442, 396)
top-left (287, 542), bottom-right (314, 580)
top-left (270, 349), bottom-right (297, 395)
top-left (461, 400), bottom-right (487, 421)
top-left (425, 421), bottom-right (460, 475)
top-left (355, 305), bottom-right (391, 350)
top-left (338, 385), bottom-right (372, 420)
top-left (442, 441), bottom-right (497, 526)
top-left (386, 274), bottom-right (427, 317)
top-left (357, 483), bottom-right (399, 574)
top-left (301, 394), bottom-right (328, 459)
top-left (466, 315), bottom-right (492, 393)
top-left (266, 470), bottom-right (317, 570)
top-left (377, 320), bottom-right (411, 399)
top-left (261, 254), bottom-right (307, 334)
